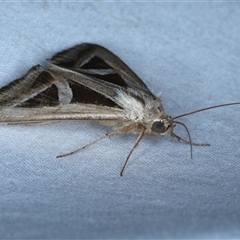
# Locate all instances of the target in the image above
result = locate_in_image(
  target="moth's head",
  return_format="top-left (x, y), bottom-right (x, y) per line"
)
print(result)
top-left (151, 115), bottom-right (174, 135)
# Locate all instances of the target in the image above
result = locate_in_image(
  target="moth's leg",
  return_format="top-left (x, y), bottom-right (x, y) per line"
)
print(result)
top-left (56, 131), bottom-right (116, 158)
top-left (56, 124), bottom-right (137, 159)
top-left (120, 127), bottom-right (146, 176)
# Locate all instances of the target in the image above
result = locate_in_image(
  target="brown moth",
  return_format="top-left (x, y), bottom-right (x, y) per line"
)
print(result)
top-left (0, 43), bottom-right (239, 175)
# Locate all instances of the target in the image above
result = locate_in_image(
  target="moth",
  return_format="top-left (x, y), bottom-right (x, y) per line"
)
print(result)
top-left (0, 43), bottom-right (239, 176)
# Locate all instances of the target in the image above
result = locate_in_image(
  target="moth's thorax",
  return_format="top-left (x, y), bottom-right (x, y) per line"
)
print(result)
top-left (114, 89), bottom-right (173, 135)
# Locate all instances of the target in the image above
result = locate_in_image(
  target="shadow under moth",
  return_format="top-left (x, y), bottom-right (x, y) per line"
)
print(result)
top-left (0, 43), bottom-right (239, 176)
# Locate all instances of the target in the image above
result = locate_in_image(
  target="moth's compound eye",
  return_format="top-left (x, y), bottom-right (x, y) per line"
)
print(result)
top-left (152, 120), bottom-right (166, 133)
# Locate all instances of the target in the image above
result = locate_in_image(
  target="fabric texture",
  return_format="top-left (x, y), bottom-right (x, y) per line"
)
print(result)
top-left (0, 2), bottom-right (240, 239)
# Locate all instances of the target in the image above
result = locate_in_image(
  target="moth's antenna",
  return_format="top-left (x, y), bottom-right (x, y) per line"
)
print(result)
top-left (173, 102), bottom-right (240, 120)
top-left (171, 102), bottom-right (240, 157)
top-left (172, 121), bottom-right (193, 158)
top-left (171, 121), bottom-right (210, 158)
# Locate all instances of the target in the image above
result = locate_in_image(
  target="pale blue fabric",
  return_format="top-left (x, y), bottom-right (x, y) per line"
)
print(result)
top-left (0, 2), bottom-right (240, 239)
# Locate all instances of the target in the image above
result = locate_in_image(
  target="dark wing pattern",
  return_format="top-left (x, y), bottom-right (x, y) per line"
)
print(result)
top-left (50, 43), bottom-right (151, 91)
top-left (0, 65), bottom-right (58, 108)
top-left (0, 43), bottom-right (154, 110)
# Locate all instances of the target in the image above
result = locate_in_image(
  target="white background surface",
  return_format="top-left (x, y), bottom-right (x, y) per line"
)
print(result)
top-left (0, 1), bottom-right (240, 239)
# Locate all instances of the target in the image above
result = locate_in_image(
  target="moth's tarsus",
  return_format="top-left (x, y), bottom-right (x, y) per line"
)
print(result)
top-left (120, 128), bottom-right (146, 176)
top-left (57, 131), bottom-right (114, 158)
top-left (57, 125), bottom-right (146, 177)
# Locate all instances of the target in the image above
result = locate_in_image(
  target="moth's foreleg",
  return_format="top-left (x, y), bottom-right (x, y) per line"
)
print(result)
top-left (120, 127), bottom-right (146, 176)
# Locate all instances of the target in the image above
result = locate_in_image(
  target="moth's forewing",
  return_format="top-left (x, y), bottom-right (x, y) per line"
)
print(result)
top-left (50, 43), bottom-right (151, 90)
top-left (0, 44), bottom-right (160, 124)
